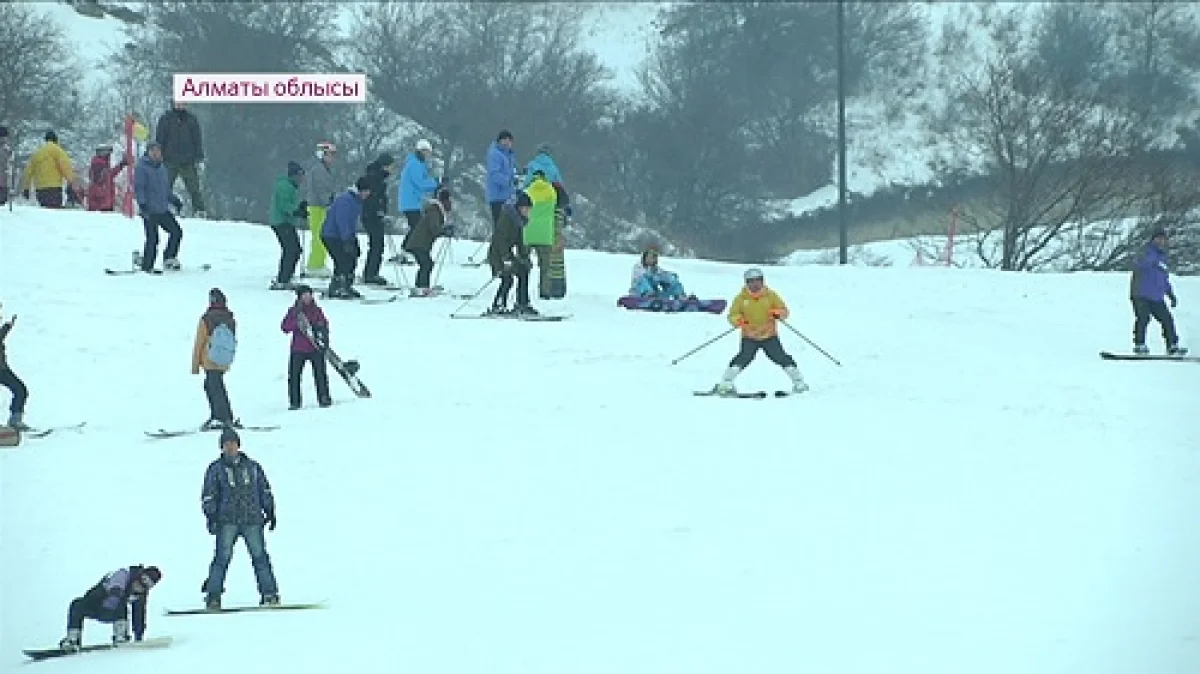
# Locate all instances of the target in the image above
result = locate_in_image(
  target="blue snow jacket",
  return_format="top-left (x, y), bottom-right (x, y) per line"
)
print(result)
top-left (485, 140), bottom-right (516, 203)
top-left (522, 151), bottom-right (562, 188)
top-left (398, 152), bottom-right (438, 213)
top-left (134, 153), bottom-right (171, 215)
top-left (201, 452), bottom-right (275, 527)
top-left (1130, 241), bottom-right (1175, 302)
top-left (321, 189), bottom-right (363, 242)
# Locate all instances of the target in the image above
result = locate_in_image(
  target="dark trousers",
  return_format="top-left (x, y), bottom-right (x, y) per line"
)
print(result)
top-left (494, 266), bottom-right (531, 309)
top-left (730, 336), bottom-right (796, 369)
top-left (67, 596), bottom-right (124, 630)
top-left (141, 212), bottom-right (182, 271)
top-left (403, 210), bottom-right (421, 233)
top-left (321, 237), bottom-right (359, 277)
top-left (166, 162), bottom-right (205, 212)
top-left (362, 216), bottom-right (386, 279)
top-left (0, 368), bottom-right (27, 414)
top-left (411, 247), bottom-right (435, 288)
top-left (204, 370), bottom-right (234, 423)
top-left (0, 185), bottom-right (8, 206)
top-left (1132, 298), bottom-right (1179, 346)
top-left (288, 351), bottom-right (330, 407)
top-left (533, 245), bottom-right (551, 298)
top-left (35, 188), bottom-right (63, 208)
top-left (271, 225), bottom-right (301, 284)
top-left (489, 201), bottom-right (503, 229)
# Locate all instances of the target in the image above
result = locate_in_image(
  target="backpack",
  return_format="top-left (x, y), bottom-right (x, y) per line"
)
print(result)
top-left (206, 323), bottom-right (237, 367)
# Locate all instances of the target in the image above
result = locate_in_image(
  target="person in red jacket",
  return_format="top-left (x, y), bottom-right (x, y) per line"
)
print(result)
top-left (86, 145), bottom-right (129, 212)
top-left (280, 285), bottom-right (331, 410)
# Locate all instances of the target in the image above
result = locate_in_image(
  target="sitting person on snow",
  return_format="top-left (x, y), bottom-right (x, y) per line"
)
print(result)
top-left (630, 246), bottom-right (691, 300)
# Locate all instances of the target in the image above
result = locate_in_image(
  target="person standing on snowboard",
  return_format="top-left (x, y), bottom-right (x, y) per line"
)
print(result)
top-left (201, 427), bottom-right (280, 610)
top-left (487, 191), bottom-right (537, 316)
top-left (191, 288), bottom-right (240, 430)
top-left (302, 141), bottom-right (339, 278)
top-left (134, 141), bottom-right (184, 273)
top-left (57, 565), bottom-right (162, 652)
top-left (1130, 230), bottom-right (1187, 356)
top-left (0, 310), bottom-right (30, 430)
top-left (711, 268), bottom-right (808, 395)
top-left (402, 187), bottom-right (454, 295)
top-left (359, 153), bottom-right (395, 286)
top-left (281, 284), bottom-right (332, 409)
top-left (268, 160), bottom-right (308, 290)
top-left (320, 177), bottom-right (372, 299)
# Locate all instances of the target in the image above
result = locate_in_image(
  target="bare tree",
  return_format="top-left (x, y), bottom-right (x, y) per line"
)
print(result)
top-left (0, 4), bottom-right (85, 146)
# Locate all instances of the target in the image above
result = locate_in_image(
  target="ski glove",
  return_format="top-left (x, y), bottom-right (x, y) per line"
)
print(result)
top-left (736, 317), bottom-right (749, 327)
top-left (1169, 293), bottom-right (1178, 308)
top-left (169, 195), bottom-right (183, 212)
top-left (265, 512), bottom-right (277, 531)
top-left (294, 200), bottom-right (308, 218)
top-left (769, 309), bottom-right (784, 319)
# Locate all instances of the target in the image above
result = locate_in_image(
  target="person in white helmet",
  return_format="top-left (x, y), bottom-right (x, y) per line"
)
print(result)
top-left (302, 141), bottom-right (339, 278)
top-left (710, 268), bottom-right (809, 395)
top-left (398, 139), bottom-right (440, 236)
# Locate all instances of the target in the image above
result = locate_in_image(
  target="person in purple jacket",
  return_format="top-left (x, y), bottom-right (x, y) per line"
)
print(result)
top-left (281, 284), bottom-right (331, 409)
top-left (1129, 230), bottom-right (1187, 356)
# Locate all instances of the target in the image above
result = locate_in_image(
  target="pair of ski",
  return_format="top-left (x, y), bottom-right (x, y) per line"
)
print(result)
top-left (451, 311), bottom-right (569, 322)
top-left (694, 387), bottom-right (792, 399)
top-left (393, 286), bottom-right (477, 300)
top-left (105, 264), bottom-right (212, 276)
top-left (19, 421), bottom-right (87, 439)
top-left (319, 292), bottom-right (398, 305)
top-left (146, 424), bottom-right (280, 439)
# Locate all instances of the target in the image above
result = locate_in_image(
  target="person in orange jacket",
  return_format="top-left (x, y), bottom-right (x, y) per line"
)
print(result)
top-left (712, 267), bottom-right (808, 395)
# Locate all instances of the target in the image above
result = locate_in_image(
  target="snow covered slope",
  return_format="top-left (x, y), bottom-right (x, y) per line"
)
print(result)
top-left (1, 206), bottom-right (1198, 674)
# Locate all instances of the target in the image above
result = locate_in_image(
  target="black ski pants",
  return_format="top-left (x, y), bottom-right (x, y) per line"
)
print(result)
top-left (271, 224), bottom-right (302, 284)
top-left (730, 336), bottom-right (796, 369)
top-left (494, 264), bottom-right (531, 309)
top-left (410, 247), bottom-right (435, 288)
top-left (489, 202), bottom-right (503, 230)
top-left (321, 237), bottom-right (359, 277)
top-left (0, 368), bottom-right (27, 414)
top-left (1132, 298), bottom-right (1179, 346)
top-left (141, 212), bottom-right (182, 271)
top-left (361, 215), bottom-right (386, 280)
top-left (288, 351), bottom-right (330, 407)
top-left (204, 370), bottom-right (234, 424)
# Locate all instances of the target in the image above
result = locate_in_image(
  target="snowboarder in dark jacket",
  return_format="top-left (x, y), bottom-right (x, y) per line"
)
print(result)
top-left (58, 565), bottom-right (162, 652)
top-left (1129, 230), bottom-right (1187, 356)
top-left (360, 153), bottom-right (394, 286)
top-left (486, 191), bottom-right (536, 315)
top-left (0, 311), bottom-right (29, 430)
top-left (280, 284), bottom-right (331, 409)
top-left (402, 188), bottom-right (453, 294)
top-left (201, 427), bottom-right (279, 609)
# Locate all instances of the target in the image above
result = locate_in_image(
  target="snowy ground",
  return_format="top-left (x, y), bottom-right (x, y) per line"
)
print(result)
top-left (1, 205), bottom-right (1198, 674)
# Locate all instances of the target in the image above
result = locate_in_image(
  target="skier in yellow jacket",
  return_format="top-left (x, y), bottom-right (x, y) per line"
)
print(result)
top-left (712, 268), bottom-right (808, 395)
top-left (20, 131), bottom-right (79, 208)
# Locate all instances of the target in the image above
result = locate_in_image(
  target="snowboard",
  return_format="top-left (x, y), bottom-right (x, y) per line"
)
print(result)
top-left (618, 296), bottom-right (727, 314)
top-left (24, 636), bottom-right (173, 661)
top-left (165, 601), bottom-right (325, 616)
top-left (547, 246), bottom-right (566, 299)
top-left (24, 421), bottom-right (88, 438)
top-left (451, 311), bottom-right (569, 322)
top-left (1099, 351), bottom-right (1198, 362)
top-left (106, 264), bottom-right (211, 276)
top-left (146, 425), bottom-right (279, 439)
top-left (296, 313), bottom-right (371, 398)
top-left (694, 388), bottom-right (791, 399)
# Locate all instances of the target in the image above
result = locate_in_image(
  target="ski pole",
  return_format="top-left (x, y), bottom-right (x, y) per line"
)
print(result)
top-left (781, 319), bottom-right (841, 367)
top-left (670, 326), bottom-right (736, 366)
top-left (466, 239), bottom-right (487, 264)
top-left (431, 235), bottom-right (452, 289)
top-left (450, 276), bottom-right (496, 317)
top-left (385, 230), bottom-right (409, 290)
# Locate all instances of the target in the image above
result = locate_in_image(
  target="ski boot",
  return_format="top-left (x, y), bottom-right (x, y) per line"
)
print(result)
top-left (7, 412), bottom-right (29, 431)
top-left (713, 366), bottom-right (742, 396)
top-left (204, 594), bottom-right (221, 611)
top-left (784, 365), bottom-right (810, 394)
top-left (112, 619), bottom-right (131, 644)
top-left (513, 303), bottom-right (540, 317)
top-left (1168, 345), bottom-right (1189, 356)
top-left (163, 258), bottom-right (182, 272)
top-left (58, 628), bottom-right (81, 653)
top-left (260, 593), bottom-right (281, 607)
top-left (270, 280), bottom-right (296, 291)
top-left (362, 275), bottom-right (388, 286)
top-left (337, 274), bottom-right (363, 299)
top-left (1133, 343), bottom-right (1150, 355)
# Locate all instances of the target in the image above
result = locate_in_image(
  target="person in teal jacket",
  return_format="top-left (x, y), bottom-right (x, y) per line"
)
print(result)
top-left (268, 161), bottom-right (307, 290)
top-left (522, 143), bottom-right (562, 188)
top-left (398, 139), bottom-right (439, 234)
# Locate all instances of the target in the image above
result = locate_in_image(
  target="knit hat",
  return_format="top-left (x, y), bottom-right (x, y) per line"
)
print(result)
top-left (515, 191), bottom-right (532, 209)
top-left (45, 130), bottom-right (58, 143)
top-left (0, 126), bottom-right (8, 138)
top-left (375, 153), bottom-right (395, 169)
top-left (287, 160), bottom-right (305, 178)
top-left (744, 267), bottom-right (764, 281)
top-left (294, 284), bottom-right (314, 297)
top-left (497, 130), bottom-right (513, 142)
top-left (209, 288), bottom-right (227, 306)
top-left (1151, 229), bottom-right (1168, 240)
top-left (219, 426), bottom-right (240, 448)
top-left (146, 141), bottom-right (161, 152)
top-left (355, 176), bottom-right (371, 192)
top-left (141, 566), bottom-right (162, 586)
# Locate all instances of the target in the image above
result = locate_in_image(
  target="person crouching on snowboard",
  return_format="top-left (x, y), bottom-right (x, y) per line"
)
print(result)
top-left (487, 191), bottom-right (536, 316)
top-left (58, 565), bottom-right (162, 652)
top-left (281, 285), bottom-right (332, 409)
top-left (712, 268), bottom-right (808, 395)
top-left (402, 187), bottom-right (454, 295)
top-left (201, 427), bottom-right (280, 610)
top-left (320, 177), bottom-right (371, 299)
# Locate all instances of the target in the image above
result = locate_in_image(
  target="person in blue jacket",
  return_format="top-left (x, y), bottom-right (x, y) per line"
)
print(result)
top-left (522, 142), bottom-right (562, 188)
top-left (485, 130), bottom-right (516, 228)
top-left (320, 177), bottom-right (372, 299)
top-left (1129, 230), bottom-right (1186, 355)
top-left (398, 139), bottom-right (439, 235)
top-left (133, 142), bottom-right (184, 273)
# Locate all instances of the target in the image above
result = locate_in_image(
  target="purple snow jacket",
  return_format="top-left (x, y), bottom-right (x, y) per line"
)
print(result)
top-left (281, 302), bottom-right (328, 353)
top-left (1130, 242), bottom-right (1174, 302)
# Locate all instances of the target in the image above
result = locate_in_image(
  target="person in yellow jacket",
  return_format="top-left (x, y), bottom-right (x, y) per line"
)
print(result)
top-left (712, 267), bottom-right (808, 395)
top-left (20, 131), bottom-right (79, 208)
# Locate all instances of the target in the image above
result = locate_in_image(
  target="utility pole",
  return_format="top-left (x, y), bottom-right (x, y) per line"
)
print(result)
top-left (836, 0), bottom-right (848, 264)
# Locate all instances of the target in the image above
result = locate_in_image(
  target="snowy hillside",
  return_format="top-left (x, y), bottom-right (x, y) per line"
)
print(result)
top-left (1, 206), bottom-right (1198, 673)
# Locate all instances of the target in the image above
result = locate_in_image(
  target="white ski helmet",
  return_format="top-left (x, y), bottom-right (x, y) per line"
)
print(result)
top-left (415, 139), bottom-right (433, 152)
top-left (315, 141), bottom-right (336, 159)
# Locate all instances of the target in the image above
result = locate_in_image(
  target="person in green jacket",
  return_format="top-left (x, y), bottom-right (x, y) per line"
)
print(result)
top-left (268, 161), bottom-right (308, 290)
